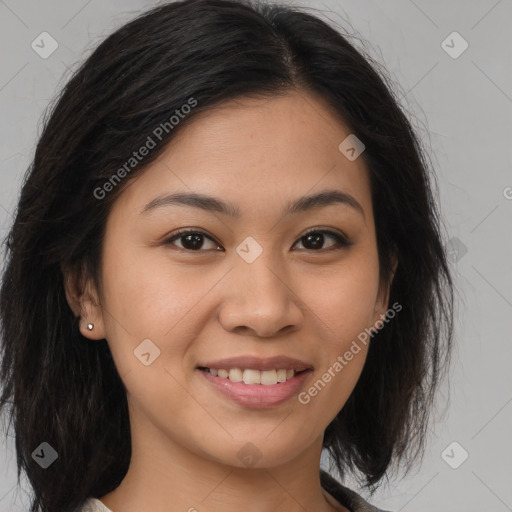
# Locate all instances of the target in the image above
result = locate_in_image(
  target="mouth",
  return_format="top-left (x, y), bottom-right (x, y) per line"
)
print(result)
top-left (197, 366), bottom-right (309, 385)
top-left (196, 356), bottom-right (313, 408)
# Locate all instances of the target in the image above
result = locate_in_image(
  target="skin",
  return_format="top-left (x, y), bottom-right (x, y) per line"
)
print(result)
top-left (65, 89), bottom-right (396, 512)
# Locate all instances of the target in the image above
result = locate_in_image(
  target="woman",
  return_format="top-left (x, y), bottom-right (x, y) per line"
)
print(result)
top-left (0, 1), bottom-right (454, 511)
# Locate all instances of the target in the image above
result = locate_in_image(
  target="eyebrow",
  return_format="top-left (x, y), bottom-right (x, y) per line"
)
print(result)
top-left (141, 189), bottom-right (365, 220)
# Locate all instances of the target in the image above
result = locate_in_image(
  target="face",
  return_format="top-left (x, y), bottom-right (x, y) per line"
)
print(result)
top-left (76, 90), bottom-right (393, 470)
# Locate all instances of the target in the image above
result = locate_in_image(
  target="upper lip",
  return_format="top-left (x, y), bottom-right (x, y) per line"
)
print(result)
top-left (197, 355), bottom-right (313, 372)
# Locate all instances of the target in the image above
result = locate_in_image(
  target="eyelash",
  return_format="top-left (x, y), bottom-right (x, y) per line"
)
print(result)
top-left (162, 228), bottom-right (351, 253)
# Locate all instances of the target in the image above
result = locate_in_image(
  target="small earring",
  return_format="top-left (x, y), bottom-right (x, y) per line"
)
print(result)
top-left (86, 323), bottom-right (94, 331)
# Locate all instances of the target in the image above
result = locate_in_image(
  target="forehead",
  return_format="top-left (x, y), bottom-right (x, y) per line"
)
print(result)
top-left (110, 90), bottom-right (373, 222)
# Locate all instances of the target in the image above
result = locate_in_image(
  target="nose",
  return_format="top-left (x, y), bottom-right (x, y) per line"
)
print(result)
top-left (217, 255), bottom-right (304, 338)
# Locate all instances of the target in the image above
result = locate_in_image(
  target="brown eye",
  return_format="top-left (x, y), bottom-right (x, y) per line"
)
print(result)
top-left (164, 230), bottom-right (222, 251)
top-left (293, 229), bottom-right (350, 251)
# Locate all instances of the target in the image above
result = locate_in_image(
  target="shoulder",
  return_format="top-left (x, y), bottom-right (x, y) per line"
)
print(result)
top-left (320, 470), bottom-right (394, 512)
top-left (79, 498), bottom-right (113, 512)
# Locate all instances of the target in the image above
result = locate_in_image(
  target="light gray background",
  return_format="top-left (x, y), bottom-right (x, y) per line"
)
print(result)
top-left (0, 1), bottom-right (511, 511)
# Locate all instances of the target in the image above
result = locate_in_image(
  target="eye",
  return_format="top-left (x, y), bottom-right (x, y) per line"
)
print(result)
top-left (293, 229), bottom-right (350, 252)
top-left (163, 229), bottom-right (222, 252)
top-left (163, 228), bottom-right (350, 252)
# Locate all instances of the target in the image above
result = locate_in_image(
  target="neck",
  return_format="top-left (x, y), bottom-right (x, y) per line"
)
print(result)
top-left (99, 413), bottom-right (346, 512)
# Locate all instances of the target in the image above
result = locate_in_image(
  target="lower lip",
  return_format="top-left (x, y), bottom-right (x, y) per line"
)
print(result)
top-left (199, 369), bottom-right (311, 408)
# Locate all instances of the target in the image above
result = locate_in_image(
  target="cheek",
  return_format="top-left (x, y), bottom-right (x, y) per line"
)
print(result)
top-left (303, 247), bottom-right (381, 348)
top-left (296, 246), bottom-right (379, 403)
top-left (296, 265), bottom-right (378, 424)
top-left (100, 234), bottom-right (238, 384)
top-left (99, 243), bottom-right (206, 421)
top-left (99, 236), bottom-right (196, 367)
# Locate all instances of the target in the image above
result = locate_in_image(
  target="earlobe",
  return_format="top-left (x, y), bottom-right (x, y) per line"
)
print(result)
top-left (78, 316), bottom-right (105, 340)
top-left (61, 263), bottom-right (106, 341)
top-left (77, 290), bottom-right (107, 341)
top-left (78, 285), bottom-right (107, 341)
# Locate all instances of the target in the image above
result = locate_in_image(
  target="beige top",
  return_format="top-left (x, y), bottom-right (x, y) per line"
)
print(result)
top-left (80, 498), bottom-right (112, 512)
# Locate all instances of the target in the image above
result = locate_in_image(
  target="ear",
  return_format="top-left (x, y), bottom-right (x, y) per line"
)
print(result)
top-left (372, 249), bottom-right (398, 323)
top-left (61, 262), bottom-right (107, 340)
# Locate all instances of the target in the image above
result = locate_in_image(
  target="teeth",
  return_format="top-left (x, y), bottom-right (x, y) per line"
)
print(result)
top-left (243, 369), bottom-right (260, 384)
top-left (229, 368), bottom-right (243, 382)
top-left (207, 367), bottom-right (300, 385)
top-left (260, 370), bottom-right (278, 385)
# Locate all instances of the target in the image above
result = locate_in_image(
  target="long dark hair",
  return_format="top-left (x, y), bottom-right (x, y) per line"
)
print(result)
top-left (0, 1), bottom-right (454, 510)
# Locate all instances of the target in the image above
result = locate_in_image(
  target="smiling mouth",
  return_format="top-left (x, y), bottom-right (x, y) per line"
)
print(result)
top-left (197, 367), bottom-right (310, 385)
